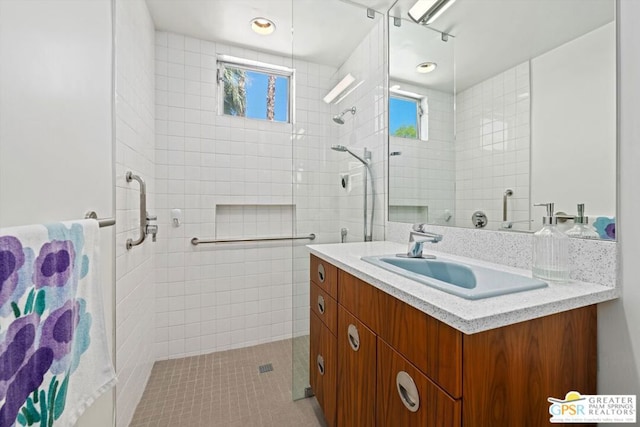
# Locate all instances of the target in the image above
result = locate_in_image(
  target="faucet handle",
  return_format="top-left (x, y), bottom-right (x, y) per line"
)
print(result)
top-left (146, 224), bottom-right (158, 242)
top-left (146, 212), bottom-right (157, 221)
top-left (412, 223), bottom-right (427, 232)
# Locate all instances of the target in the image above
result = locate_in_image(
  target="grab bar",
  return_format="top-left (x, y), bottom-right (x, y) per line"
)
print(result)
top-left (191, 233), bottom-right (316, 246)
top-left (503, 189), bottom-right (513, 221)
top-left (126, 171), bottom-right (147, 250)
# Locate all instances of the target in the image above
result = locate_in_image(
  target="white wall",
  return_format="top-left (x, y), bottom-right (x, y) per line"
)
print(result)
top-left (0, 1), bottom-right (114, 426)
top-left (531, 22), bottom-right (616, 222)
top-left (455, 62), bottom-right (531, 230)
top-left (598, 0), bottom-right (640, 416)
top-left (114, 0), bottom-right (156, 425)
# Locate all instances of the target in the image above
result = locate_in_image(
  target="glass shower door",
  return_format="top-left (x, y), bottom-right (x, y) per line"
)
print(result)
top-left (290, 0), bottom-right (385, 402)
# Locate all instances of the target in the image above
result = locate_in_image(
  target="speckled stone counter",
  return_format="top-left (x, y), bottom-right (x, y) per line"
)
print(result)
top-left (307, 241), bottom-right (619, 334)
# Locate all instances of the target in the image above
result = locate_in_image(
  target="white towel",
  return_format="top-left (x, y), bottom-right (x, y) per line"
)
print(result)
top-left (0, 220), bottom-right (116, 427)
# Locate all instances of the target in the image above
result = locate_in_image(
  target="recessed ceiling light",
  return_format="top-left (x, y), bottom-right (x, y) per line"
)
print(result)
top-left (251, 17), bottom-right (276, 35)
top-left (416, 62), bottom-right (437, 73)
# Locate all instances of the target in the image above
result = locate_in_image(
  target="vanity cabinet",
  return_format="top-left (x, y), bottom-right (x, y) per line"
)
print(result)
top-left (309, 254), bottom-right (597, 427)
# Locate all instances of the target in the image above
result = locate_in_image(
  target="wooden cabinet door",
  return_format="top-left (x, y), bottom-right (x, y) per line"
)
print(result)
top-left (377, 339), bottom-right (461, 427)
top-left (337, 306), bottom-right (376, 427)
top-left (310, 311), bottom-right (337, 426)
top-left (463, 305), bottom-right (597, 426)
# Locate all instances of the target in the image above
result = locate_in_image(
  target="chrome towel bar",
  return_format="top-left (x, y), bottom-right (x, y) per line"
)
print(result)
top-left (191, 234), bottom-right (316, 246)
top-left (85, 211), bottom-right (115, 228)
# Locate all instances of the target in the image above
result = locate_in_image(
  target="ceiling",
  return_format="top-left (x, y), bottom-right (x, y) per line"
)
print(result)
top-left (145, 0), bottom-right (382, 68)
top-left (387, 0), bottom-right (615, 91)
top-left (145, 0), bottom-right (615, 91)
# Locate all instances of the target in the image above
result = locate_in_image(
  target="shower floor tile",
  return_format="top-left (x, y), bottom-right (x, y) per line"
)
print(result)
top-left (129, 338), bottom-right (325, 427)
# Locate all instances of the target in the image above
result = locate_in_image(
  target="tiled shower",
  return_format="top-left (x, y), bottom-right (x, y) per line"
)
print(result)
top-left (115, 0), bottom-right (386, 425)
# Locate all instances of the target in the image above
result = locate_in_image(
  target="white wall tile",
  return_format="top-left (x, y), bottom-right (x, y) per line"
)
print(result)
top-left (455, 62), bottom-right (531, 231)
top-left (114, 0), bottom-right (156, 425)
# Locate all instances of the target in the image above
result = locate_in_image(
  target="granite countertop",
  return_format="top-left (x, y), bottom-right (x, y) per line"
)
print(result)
top-left (307, 241), bottom-right (619, 334)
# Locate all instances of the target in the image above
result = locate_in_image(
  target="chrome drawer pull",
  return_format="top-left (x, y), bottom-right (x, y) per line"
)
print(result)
top-left (347, 324), bottom-right (360, 351)
top-left (396, 371), bottom-right (420, 412)
top-left (317, 295), bottom-right (326, 314)
top-left (317, 354), bottom-right (325, 375)
top-left (317, 264), bottom-right (326, 283)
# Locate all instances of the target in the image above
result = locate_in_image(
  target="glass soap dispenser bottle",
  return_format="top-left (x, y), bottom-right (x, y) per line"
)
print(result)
top-left (566, 203), bottom-right (600, 239)
top-left (532, 203), bottom-right (571, 283)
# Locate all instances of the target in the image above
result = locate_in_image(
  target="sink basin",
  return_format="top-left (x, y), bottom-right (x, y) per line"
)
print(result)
top-left (361, 255), bottom-right (548, 300)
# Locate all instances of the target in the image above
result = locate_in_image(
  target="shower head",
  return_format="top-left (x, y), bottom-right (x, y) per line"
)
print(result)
top-left (330, 144), bottom-right (370, 166)
top-left (332, 106), bottom-right (357, 124)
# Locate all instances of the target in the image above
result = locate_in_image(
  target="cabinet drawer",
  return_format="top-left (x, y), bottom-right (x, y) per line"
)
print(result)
top-left (310, 311), bottom-right (337, 426)
top-left (337, 270), bottom-right (385, 333)
top-left (377, 339), bottom-right (461, 427)
top-left (310, 281), bottom-right (338, 336)
top-left (337, 306), bottom-right (376, 427)
top-left (311, 254), bottom-right (338, 299)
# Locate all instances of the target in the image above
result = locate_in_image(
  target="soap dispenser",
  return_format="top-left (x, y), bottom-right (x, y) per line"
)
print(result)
top-left (532, 203), bottom-right (570, 283)
top-left (566, 204), bottom-right (600, 239)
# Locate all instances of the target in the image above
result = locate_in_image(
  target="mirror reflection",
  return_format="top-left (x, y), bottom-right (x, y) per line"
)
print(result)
top-left (387, 0), bottom-right (616, 240)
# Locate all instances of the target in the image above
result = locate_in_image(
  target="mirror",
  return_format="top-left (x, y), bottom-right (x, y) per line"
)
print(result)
top-left (387, 0), bottom-right (616, 240)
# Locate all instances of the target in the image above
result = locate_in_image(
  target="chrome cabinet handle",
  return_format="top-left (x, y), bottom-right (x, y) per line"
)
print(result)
top-left (317, 295), bottom-right (325, 314)
top-left (347, 324), bottom-right (360, 351)
top-left (396, 371), bottom-right (420, 412)
top-left (317, 264), bottom-right (325, 283)
top-left (317, 354), bottom-right (325, 376)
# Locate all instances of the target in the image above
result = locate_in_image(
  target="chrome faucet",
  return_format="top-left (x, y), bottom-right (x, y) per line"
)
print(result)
top-left (146, 212), bottom-right (158, 242)
top-left (405, 224), bottom-right (443, 258)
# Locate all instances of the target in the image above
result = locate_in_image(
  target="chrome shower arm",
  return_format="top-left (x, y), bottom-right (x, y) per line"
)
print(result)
top-left (344, 147), bottom-right (369, 166)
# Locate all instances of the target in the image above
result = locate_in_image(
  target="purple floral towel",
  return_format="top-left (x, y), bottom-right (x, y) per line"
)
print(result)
top-left (0, 220), bottom-right (116, 427)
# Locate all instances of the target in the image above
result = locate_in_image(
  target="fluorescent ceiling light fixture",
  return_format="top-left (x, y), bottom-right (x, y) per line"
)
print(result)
top-left (390, 87), bottom-right (424, 100)
top-left (408, 0), bottom-right (457, 25)
top-left (334, 80), bottom-right (365, 104)
top-left (416, 62), bottom-right (437, 73)
top-left (251, 17), bottom-right (276, 35)
top-left (323, 73), bottom-right (356, 104)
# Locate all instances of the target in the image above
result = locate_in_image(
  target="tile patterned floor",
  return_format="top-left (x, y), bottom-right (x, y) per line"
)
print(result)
top-left (129, 338), bottom-right (325, 427)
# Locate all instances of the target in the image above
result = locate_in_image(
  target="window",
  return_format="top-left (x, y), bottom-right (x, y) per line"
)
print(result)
top-left (218, 57), bottom-right (292, 123)
top-left (389, 95), bottom-right (427, 140)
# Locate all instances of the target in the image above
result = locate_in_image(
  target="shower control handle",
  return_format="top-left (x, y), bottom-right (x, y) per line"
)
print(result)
top-left (146, 224), bottom-right (158, 242)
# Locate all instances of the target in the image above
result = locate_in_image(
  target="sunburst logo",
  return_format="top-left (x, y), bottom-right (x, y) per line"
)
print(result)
top-left (548, 391), bottom-right (586, 418)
